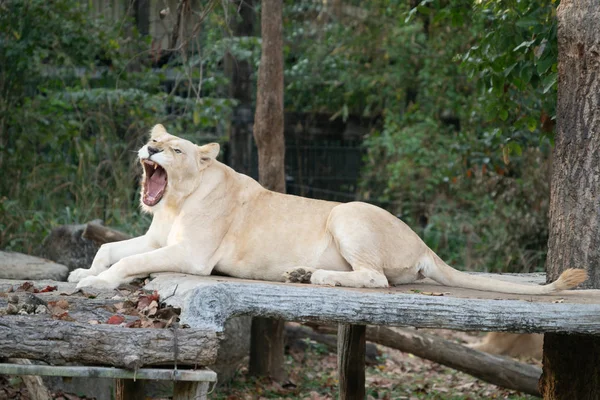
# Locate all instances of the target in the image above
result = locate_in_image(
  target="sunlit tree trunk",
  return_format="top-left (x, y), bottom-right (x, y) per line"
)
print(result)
top-left (248, 0), bottom-right (286, 381)
top-left (539, 1), bottom-right (600, 398)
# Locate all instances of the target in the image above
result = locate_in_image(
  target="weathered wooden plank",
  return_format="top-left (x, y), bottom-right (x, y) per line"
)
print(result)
top-left (0, 317), bottom-right (219, 368)
top-left (164, 277), bottom-right (600, 335)
top-left (0, 364), bottom-right (217, 382)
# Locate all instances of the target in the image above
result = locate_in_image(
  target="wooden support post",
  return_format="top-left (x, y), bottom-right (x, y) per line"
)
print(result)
top-left (337, 324), bottom-right (366, 400)
top-left (249, 317), bottom-right (286, 380)
top-left (173, 381), bottom-right (210, 400)
top-left (115, 379), bottom-right (144, 400)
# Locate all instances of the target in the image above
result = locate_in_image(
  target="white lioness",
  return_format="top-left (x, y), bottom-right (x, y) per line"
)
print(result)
top-left (69, 124), bottom-right (587, 293)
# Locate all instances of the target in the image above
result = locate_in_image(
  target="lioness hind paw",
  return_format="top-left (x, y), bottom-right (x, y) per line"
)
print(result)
top-left (284, 268), bottom-right (313, 284)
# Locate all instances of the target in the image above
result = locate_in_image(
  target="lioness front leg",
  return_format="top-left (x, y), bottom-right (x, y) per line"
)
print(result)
top-left (68, 235), bottom-right (158, 283)
top-left (76, 244), bottom-right (211, 289)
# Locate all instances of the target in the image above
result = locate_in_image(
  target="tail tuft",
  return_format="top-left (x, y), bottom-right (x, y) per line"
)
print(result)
top-left (553, 268), bottom-right (588, 291)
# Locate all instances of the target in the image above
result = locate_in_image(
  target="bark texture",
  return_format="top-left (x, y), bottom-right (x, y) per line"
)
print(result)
top-left (180, 279), bottom-right (600, 335)
top-left (541, 334), bottom-right (600, 399)
top-left (249, 0), bottom-right (286, 380)
top-left (337, 324), bottom-right (366, 400)
top-left (546, 0), bottom-right (600, 287)
top-left (252, 0), bottom-right (285, 193)
top-left (541, 1), bottom-right (600, 398)
top-left (0, 317), bottom-right (218, 369)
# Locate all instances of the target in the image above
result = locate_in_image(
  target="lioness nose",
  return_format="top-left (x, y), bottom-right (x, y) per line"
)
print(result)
top-left (148, 146), bottom-right (160, 155)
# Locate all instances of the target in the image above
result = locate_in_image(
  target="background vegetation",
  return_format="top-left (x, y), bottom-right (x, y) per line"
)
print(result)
top-left (1, 0), bottom-right (557, 273)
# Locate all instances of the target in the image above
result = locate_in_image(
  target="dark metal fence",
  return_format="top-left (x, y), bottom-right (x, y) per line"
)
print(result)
top-left (223, 137), bottom-right (364, 203)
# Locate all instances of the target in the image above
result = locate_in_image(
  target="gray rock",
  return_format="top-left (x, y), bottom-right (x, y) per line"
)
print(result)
top-left (0, 251), bottom-right (69, 281)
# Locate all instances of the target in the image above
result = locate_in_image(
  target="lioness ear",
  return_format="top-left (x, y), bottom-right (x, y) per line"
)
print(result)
top-left (150, 124), bottom-right (167, 139)
top-left (197, 143), bottom-right (220, 165)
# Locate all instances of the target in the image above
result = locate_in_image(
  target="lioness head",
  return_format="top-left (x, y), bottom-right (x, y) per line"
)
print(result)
top-left (138, 124), bottom-right (220, 209)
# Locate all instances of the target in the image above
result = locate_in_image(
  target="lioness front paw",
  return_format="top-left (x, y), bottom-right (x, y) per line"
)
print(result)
top-left (68, 268), bottom-right (95, 283)
top-left (283, 267), bottom-right (315, 284)
top-left (76, 275), bottom-right (120, 290)
top-left (309, 270), bottom-right (341, 287)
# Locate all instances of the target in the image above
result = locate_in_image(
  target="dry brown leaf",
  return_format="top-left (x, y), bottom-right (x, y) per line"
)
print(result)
top-left (107, 315), bottom-right (125, 325)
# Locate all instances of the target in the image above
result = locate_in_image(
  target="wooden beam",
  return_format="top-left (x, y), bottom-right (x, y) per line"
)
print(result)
top-left (0, 364), bottom-right (216, 382)
top-left (337, 324), bottom-right (365, 400)
top-left (174, 278), bottom-right (600, 335)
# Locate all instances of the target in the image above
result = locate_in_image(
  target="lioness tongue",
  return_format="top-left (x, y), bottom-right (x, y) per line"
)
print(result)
top-left (147, 167), bottom-right (167, 198)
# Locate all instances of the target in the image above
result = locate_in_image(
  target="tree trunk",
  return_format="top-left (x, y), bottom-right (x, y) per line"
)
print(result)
top-left (248, 0), bottom-right (286, 380)
top-left (252, 0), bottom-right (285, 193)
top-left (540, 1), bottom-right (600, 398)
top-left (337, 324), bottom-right (366, 400)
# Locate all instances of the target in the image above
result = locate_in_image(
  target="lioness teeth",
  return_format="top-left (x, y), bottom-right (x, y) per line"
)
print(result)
top-left (154, 164), bottom-right (158, 170)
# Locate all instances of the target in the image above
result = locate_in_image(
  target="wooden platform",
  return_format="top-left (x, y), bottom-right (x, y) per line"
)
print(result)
top-left (1, 273), bottom-right (599, 399)
top-left (143, 273), bottom-right (600, 335)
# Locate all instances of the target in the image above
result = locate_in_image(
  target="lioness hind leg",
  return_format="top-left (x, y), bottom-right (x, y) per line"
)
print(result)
top-left (283, 267), bottom-right (316, 284)
top-left (309, 203), bottom-right (390, 288)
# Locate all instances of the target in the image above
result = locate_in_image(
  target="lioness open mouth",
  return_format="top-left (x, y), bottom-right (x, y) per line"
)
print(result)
top-left (142, 160), bottom-right (167, 206)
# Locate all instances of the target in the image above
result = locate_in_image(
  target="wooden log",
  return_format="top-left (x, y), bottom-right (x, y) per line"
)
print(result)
top-left (312, 324), bottom-right (541, 396)
top-left (0, 316), bottom-right (218, 368)
top-left (82, 223), bottom-right (131, 244)
top-left (337, 324), bottom-right (365, 400)
top-left (178, 279), bottom-right (600, 335)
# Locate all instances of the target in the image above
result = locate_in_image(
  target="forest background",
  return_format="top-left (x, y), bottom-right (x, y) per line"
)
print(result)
top-left (0, 0), bottom-right (558, 274)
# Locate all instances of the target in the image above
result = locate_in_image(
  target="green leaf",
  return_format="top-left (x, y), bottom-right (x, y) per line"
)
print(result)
top-left (536, 56), bottom-right (554, 74)
top-left (542, 73), bottom-right (557, 94)
top-left (526, 117), bottom-right (537, 132)
top-left (513, 40), bottom-right (536, 52)
top-left (499, 109), bottom-right (509, 121)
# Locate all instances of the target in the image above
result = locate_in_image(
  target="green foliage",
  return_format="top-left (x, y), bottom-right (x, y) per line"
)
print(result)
top-left (0, 0), bottom-right (234, 252)
top-left (1, 0), bottom-right (558, 274)
top-left (283, 0), bottom-right (557, 272)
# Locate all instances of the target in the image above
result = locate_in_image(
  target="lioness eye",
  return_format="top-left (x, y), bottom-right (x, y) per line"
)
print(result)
top-left (174, 149), bottom-right (182, 154)
top-left (152, 139), bottom-right (157, 142)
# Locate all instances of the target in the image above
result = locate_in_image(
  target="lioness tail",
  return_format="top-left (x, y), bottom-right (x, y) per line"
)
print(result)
top-left (423, 252), bottom-right (587, 295)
